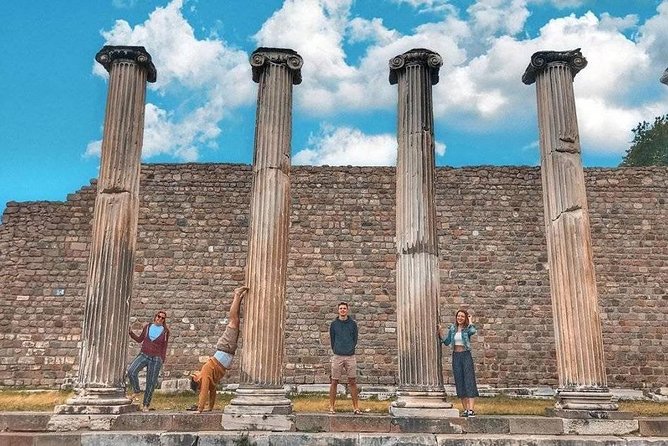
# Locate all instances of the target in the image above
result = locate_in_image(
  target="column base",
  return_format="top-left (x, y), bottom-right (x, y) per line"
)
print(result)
top-left (390, 390), bottom-right (458, 418)
top-left (55, 387), bottom-right (137, 414)
top-left (222, 387), bottom-right (295, 431)
top-left (553, 389), bottom-right (620, 414)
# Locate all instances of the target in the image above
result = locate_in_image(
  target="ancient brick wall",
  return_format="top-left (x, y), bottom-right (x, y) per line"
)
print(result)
top-left (0, 164), bottom-right (666, 389)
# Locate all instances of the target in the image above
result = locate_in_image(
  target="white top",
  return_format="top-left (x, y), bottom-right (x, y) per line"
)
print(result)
top-left (453, 331), bottom-right (464, 346)
top-left (213, 350), bottom-right (234, 368)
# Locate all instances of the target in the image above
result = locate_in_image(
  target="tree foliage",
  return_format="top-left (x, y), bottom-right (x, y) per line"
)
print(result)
top-left (620, 114), bottom-right (668, 167)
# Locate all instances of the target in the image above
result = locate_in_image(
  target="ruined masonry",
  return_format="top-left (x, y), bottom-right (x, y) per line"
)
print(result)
top-left (1, 165), bottom-right (666, 392)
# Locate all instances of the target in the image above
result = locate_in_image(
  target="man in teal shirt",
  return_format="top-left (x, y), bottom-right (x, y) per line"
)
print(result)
top-left (328, 301), bottom-right (360, 414)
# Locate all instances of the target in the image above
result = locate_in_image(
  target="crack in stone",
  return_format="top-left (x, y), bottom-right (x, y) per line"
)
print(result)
top-left (551, 204), bottom-right (582, 222)
top-left (100, 187), bottom-right (131, 194)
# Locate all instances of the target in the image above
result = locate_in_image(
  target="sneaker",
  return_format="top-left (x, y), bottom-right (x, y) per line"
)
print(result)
top-left (141, 406), bottom-right (150, 412)
top-left (468, 410), bottom-right (476, 418)
top-left (460, 409), bottom-right (469, 417)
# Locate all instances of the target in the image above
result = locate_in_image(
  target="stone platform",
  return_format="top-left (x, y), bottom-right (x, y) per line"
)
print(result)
top-left (0, 412), bottom-right (666, 445)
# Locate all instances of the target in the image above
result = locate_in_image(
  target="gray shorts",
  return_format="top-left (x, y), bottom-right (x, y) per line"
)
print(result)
top-left (331, 354), bottom-right (357, 381)
top-left (216, 326), bottom-right (239, 354)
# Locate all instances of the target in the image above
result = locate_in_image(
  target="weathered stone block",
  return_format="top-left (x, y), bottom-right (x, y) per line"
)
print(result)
top-left (0, 432), bottom-right (82, 446)
top-left (46, 415), bottom-right (116, 432)
top-left (638, 417), bottom-right (668, 437)
top-left (159, 433), bottom-right (201, 446)
top-left (0, 412), bottom-right (51, 432)
top-left (221, 413), bottom-right (295, 432)
top-left (110, 413), bottom-right (172, 431)
top-left (330, 414), bottom-right (390, 433)
top-left (169, 413), bottom-right (223, 431)
top-left (450, 417), bottom-right (510, 434)
top-left (561, 419), bottom-right (639, 436)
top-left (79, 432), bottom-right (161, 446)
top-left (390, 417), bottom-right (462, 434)
top-left (360, 433), bottom-right (437, 445)
top-left (508, 416), bottom-right (563, 435)
top-left (294, 413), bottom-right (330, 433)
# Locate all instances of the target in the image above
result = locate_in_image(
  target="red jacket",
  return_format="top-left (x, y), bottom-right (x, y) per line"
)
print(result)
top-left (130, 324), bottom-right (169, 362)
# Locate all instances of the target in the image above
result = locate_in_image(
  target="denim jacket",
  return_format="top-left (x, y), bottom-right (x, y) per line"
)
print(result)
top-left (441, 324), bottom-right (477, 351)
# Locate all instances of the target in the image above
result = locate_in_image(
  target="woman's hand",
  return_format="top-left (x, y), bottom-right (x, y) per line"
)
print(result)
top-left (437, 324), bottom-right (444, 339)
top-left (234, 286), bottom-right (249, 297)
top-left (468, 314), bottom-right (473, 325)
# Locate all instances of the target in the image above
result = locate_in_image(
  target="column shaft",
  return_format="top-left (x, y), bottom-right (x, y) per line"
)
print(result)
top-left (224, 48), bottom-right (302, 431)
top-left (58, 46), bottom-right (155, 414)
top-left (523, 49), bottom-right (616, 411)
top-left (395, 64), bottom-right (441, 390)
top-left (388, 49), bottom-right (455, 417)
top-left (240, 62), bottom-right (293, 387)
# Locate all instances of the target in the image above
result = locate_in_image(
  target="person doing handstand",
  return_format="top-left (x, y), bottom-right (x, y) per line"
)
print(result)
top-left (188, 286), bottom-right (248, 412)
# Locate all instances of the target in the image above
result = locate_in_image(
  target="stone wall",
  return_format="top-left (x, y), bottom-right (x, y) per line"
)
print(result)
top-left (0, 164), bottom-right (666, 389)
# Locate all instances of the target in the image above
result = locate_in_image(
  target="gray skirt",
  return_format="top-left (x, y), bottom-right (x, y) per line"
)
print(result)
top-left (452, 350), bottom-right (479, 398)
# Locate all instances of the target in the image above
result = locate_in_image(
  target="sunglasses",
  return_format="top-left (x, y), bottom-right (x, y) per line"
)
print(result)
top-left (156, 315), bottom-right (166, 320)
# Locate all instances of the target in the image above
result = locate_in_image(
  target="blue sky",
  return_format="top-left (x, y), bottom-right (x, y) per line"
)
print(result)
top-left (1, 0), bottom-right (668, 214)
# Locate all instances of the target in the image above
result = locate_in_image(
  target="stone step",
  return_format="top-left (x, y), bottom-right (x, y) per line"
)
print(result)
top-left (0, 412), bottom-right (666, 437)
top-left (1, 432), bottom-right (668, 446)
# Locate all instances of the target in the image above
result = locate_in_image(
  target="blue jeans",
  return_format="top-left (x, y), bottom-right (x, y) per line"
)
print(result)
top-left (127, 352), bottom-right (163, 407)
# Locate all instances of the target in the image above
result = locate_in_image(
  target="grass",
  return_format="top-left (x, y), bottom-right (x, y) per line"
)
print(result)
top-left (0, 390), bottom-right (666, 417)
top-left (0, 390), bottom-right (73, 411)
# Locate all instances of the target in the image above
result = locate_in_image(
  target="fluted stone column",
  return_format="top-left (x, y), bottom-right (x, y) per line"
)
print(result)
top-left (222, 48), bottom-right (302, 431)
top-left (522, 49), bottom-right (619, 415)
top-left (388, 49), bottom-right (457, 418)
top-left (56, 46), bottom-right (156, 414)
top-left (661, 67), bottom-right (668, 85)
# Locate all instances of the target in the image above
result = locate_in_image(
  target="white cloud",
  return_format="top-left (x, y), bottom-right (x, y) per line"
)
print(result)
top-left (467, 0), bottom-right (531, 36)
top-left (84, 140), bottom-right (101, 158)
top-left (91, 0), bottom-right (253, 161)
top-left (254, 0), bottom-right (365, 114)
top-left (531, 0), bottom-right (584, 9)
top-left (390, 0), bottom-right (456, 14)
top-left (424, 9), bottom-right (667, 155)
top-left (293, 125), bottom-right (397, 165)
top-left (348, 17), bottom-right (400, 45)
top-left (638, 1), bottom-right (668, 71)
top-left (435, 140), bottom-right (446, 156)
top-left (293, 125), bottom-right (446, 166)
top-left (90, 0), bottom-right (668, 165)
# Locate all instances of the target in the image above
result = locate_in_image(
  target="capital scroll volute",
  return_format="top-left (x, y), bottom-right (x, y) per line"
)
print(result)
top-left (522, 48), bottom-right (587, 85)
top-left (661, 67), bottom-right (668, 86)
top-left (95, 45), bottom-right (157, 83)
top-left (389, 48), bottom-right (442, 85)
top-left (250, 47), bottom-right (303, 85)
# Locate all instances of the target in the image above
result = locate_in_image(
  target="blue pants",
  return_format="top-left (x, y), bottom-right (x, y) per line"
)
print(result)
top-left (452, 350), bottom-right (479, 398)
top-left (127, 352), bottom-right (163, 407)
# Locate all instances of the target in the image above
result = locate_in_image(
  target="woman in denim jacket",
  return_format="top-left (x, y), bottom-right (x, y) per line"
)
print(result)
top-left (438, 309), bottom-right (479, 417)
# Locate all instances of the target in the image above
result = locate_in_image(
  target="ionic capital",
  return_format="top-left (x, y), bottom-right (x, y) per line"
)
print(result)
top-left (250, 47), bottom-right (303, 85)
top-left (95, 45), bottom-right (157, 83)
top-left (661, 67), bottom-right (668, 85)
top-left (522, 48), bottom-right (587, 85)
top-left (389, 48), bottom-right (442, 85)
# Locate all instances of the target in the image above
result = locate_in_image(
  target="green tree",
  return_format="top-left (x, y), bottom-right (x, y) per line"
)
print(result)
top-left (620, 114), bottom-right (668, 166)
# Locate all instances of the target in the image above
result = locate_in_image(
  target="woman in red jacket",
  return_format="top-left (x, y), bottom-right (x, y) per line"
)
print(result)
top-left (127, 310), bottom-right (170, 411)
